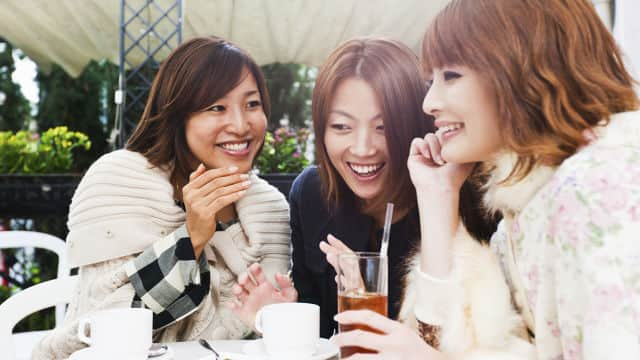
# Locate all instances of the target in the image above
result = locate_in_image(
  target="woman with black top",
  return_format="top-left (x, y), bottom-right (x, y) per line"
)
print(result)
top-left (230, 37), bottom-right (496, 339)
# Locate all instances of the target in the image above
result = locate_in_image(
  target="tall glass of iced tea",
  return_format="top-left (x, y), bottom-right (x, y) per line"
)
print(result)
top-left (337, 252), bottom-right (388, 357)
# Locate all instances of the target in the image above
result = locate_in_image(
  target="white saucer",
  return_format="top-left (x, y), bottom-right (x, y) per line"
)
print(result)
top-left (68, 347), bottom-right (172, 360)
top-left (242, 338), bottom-right (338, 360)
top-left (196, 352), bottom-right (249, 360)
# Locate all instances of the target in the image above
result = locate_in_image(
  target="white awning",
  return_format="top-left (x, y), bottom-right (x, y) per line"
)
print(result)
top-left (0, 0), bottom-right (449, 77)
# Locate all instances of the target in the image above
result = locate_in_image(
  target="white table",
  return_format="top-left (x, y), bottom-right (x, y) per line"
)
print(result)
top-left (167, 340), bottom-right (248, 359)
top-left (166, 340), bottom-right (339, 360)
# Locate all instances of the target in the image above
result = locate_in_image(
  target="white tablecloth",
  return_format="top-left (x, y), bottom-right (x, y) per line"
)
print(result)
top-left (166, 340), bottom-right (339, 360)
top-left (167, 340), bottom-right (248, 359)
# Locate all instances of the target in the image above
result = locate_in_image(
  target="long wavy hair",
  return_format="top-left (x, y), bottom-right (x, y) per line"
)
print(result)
top-left (126, 36), bottom-right (270, 201)
top-left (312, 37), bottom-right (433, 215)
top-left (422, 0), bottom-right (639, 182)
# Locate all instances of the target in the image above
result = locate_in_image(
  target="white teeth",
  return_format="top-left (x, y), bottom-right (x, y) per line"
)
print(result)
top-left (436, 123), bottom-right (463, 136)
top-left (349, 163), bottom-right (383, 176)
top-left (220, 141), bottom-right (249, 151)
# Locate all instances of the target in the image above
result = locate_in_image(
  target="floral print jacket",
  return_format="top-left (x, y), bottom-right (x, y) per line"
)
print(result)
top-left (402, 110), bottom-right (640, 360)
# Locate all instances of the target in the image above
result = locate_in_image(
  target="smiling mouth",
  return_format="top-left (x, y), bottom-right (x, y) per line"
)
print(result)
top-left (435, 123), bottom-right (464, 137)
top-left (217, 140), bottom-right (251, 154)
top-left (347, 162), bottom-right (386, 178)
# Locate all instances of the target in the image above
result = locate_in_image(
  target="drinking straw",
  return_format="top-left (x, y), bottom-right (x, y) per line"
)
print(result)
top-left (379, 203), bottom-right (394, 256)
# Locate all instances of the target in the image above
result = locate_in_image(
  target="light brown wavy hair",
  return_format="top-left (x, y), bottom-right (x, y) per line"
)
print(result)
top-left (313, 37), bottom-right (433, 215)
top-left (126, 36), bottom-right (270, 201)
top-left (422, 0), bottom-right (639, 182)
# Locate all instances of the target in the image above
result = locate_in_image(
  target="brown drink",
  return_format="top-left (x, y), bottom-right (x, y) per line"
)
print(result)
top-left (338, 292), bottom-right (388, 357)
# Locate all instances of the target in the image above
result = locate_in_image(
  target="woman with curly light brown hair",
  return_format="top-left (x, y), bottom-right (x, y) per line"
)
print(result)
top-left (332, 1), bottom-right (640, 359)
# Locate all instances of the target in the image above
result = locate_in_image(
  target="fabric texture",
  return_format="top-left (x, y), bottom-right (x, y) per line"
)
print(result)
top-left (66, 149), bottom-right (185, 268)
top-left (32, 149), bottom-right (291, 360)
top-left (401, 110), bottom-right (640, 359)
top-left (289, 166), bottom-right (420, 338)
top-left (126, 233), bottom-right (211, 329)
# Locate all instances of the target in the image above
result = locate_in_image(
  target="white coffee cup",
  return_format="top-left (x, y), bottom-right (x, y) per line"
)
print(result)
top-left (77, 308), bottom-right (152, 359)
top-left (255, 302), bottom-right (320, 358)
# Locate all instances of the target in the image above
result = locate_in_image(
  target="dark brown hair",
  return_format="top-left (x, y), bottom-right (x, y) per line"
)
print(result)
top-left (312, 37), bottom-right (433, 214)
top-left (127, 36), bottom-right (270, 200)
top-left (423, 0), bottom-right (639, 182)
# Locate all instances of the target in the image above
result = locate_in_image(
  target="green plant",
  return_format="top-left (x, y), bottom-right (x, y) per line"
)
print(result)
top-left (256, 127), bottom-right (310, 173)
top-left (0, 126), bottom-right (91, 173)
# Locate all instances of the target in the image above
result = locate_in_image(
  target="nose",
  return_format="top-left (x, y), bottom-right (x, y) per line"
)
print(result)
top-left (422, 82), bottom-right (443, 117)
top-left (227, 105), bottom-right (250, 135)
top-left (349, 128), bottom-right (376, 157)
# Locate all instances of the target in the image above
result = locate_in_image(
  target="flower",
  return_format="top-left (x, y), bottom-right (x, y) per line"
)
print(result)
top-left (256, 126), bottom-right (310, 173)
top-left (0, 126), bottom-right (91, 174)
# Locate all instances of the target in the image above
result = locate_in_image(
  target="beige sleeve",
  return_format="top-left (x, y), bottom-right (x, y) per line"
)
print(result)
top-left (32, 257), bottom-right (137, 360)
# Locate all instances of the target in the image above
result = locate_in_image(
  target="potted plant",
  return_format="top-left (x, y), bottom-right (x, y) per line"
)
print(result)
top-left (255, 126), bottom-right (311, 197)
top-left (0, 126), bottom-right (91, 217)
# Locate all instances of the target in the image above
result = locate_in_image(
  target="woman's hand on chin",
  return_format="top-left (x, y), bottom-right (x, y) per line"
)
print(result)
top-left (331, 310), bottom-right (448, 360)
top-left (230, 263), bottom-right (298, 331)
top-left (407, 133), bottom-right (474, 196)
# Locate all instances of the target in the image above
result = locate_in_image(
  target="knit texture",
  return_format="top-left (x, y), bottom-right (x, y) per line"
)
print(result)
top-left (33, 149), bottom-right (291, 359)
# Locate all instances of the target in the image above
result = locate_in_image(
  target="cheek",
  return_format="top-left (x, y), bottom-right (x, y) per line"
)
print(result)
top-left (323, 133), bottom-right (344, 167)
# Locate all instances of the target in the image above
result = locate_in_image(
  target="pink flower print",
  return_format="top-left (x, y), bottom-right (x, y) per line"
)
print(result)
top-left (600, 185), bottom-right (628, 213)
top-left (586, 175), bottom-right (609, 193)
top-left (630, 205), bottom-right (639, 222)
top-left (592, 284), bottom-right (624, 315)
top-left (547, 320), bottom-right (561, 338)
top-left (526, 268), bottom-right (539, 308)
top-left (565, 337), bottom-right (583, 360)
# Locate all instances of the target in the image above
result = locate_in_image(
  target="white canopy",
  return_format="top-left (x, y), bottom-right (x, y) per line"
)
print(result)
top-left (0, 0), bottom-right (449, 77)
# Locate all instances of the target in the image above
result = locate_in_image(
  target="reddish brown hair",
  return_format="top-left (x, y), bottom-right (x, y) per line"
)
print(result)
top-left (422, 0), bottom-right (639, 182)
top-left (127, 36), bottom-right (270, 200)
top-left (313, 37), bottom-right (433, 214)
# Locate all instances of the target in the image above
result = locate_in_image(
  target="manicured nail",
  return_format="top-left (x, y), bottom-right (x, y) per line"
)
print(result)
top-left (242, 180), bottom-right (251, 187)
top-left (198, 163), bottom-right (205, 171)
top-left (228, 166), bottom-right (239, 172)
top-left (240, 174), bottom-right (249, 179)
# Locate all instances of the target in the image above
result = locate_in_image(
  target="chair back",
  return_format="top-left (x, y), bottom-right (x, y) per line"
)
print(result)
top-left (0, 275), bottom-right (79, 360)
top-left (0, 231), bottom-right (69, 324)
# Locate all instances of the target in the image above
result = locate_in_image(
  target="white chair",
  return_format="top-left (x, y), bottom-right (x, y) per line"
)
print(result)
top-left (0, 231), bottom-right (72, 360)
top-left (0, 230), bottom-right (69, 324)
top-left (0, 275), bottom-right (79, 360)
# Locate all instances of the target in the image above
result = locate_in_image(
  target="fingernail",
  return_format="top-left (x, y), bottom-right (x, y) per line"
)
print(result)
top-left (198, 163), bottom-right (205, 171)
top-left (228, 166), bottom-right (239, 172)
top-left (242, 180), bottom-right (251, 187)
top-left (240, 174), bottom-right (249, 179)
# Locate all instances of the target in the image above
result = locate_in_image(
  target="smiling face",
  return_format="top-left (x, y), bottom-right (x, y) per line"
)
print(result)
top-left (185, 71), bottom-right (267, 172)
top-left (324, 78), bottom-right (389, 201)
top-left (423, 66), bottom-right (504, 163)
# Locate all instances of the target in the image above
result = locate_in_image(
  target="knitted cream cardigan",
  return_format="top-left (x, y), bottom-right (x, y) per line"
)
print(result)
top-left (33, 150), bottom-right (291, 360)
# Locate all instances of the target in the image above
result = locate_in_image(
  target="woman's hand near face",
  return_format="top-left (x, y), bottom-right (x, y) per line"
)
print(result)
top-left (407, 133), bottom-right (474, 278)
top-left (182, 164), bottom-right (251, 258)
top-left (332, 310), bottom-right (447, 360)
top-left (231, 263), bottom-right (298, 331)
top-left (407, 133), bottom-right (474, 194)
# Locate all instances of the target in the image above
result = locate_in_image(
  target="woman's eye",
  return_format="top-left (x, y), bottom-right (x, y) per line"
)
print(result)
top-left (376, 125), bottom-right (385, 131)
top-left (443, 71), bottom-right (462, 81)
top-left (330, 124), bottom-right (349, 131)
top-left (207, 105), bottom-right (225, 112)
top-left (246, 100), bottom-right (262, 109)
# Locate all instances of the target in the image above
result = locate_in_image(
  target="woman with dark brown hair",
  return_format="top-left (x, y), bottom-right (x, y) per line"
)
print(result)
top-left (231, 37), bottom-right (496, 341)
top-left (33, 36), bottom-right (291, 359)
top-left (332, 1), bottom-right (640, 359)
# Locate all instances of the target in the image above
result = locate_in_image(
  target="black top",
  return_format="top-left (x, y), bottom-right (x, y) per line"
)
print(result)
top-left (289, 167), bottom-right (420, 338)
